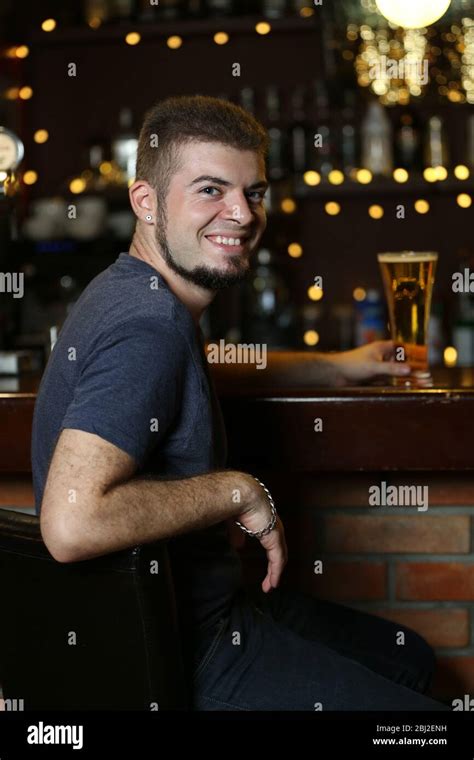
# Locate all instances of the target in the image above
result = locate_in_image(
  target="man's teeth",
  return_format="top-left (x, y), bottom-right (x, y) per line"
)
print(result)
top-left (210, 235), bottom-right (241, 246)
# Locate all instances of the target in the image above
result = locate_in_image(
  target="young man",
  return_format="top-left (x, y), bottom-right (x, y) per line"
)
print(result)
top-left (32, 95), bottom-right (446, 711)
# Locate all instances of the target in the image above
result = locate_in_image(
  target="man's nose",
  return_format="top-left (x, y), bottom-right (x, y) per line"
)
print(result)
top-left (221, 192), bottom-right (254, 226)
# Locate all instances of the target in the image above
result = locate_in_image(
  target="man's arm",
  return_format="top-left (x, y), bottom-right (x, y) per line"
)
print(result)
top-left (40, 428), bottom-right (286, 592)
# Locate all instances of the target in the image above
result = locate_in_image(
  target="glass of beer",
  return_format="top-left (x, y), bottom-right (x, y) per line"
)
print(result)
top-left (377, 251), bottom-right (438, 387)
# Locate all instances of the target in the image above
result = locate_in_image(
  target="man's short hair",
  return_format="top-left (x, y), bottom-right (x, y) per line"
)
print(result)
top-left (135, 94), bottom-right (269, 209)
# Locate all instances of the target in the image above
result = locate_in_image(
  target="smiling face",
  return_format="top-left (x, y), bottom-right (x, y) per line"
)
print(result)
top-left (155, 140), bottom-right (268, 291)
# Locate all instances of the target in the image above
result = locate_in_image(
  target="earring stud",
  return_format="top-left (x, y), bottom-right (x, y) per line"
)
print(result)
top-left (145, 214), bottom-right (152, 222)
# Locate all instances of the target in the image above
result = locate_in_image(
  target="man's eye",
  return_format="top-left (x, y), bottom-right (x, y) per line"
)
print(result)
top-left (200, 186), bottom-right (220, 196)
top-left (247, 192), bottom-right (265, 202)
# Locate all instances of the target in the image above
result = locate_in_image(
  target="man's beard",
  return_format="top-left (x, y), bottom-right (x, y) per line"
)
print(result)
top-left (155, 218), bottom-right (250, 291)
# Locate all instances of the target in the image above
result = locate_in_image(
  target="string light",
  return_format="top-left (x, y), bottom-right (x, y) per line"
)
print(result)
top-left (303, 171), bottom-right (321, 186)
top-left (414, 199), bottom-right (430, 213)
top-left (280, 198), bottom-right (296, 213)
top-left (353, 287), bottom-right (367, 301)
top-left (356, 169), bottom-right (373, 184)
top-left (41, 19), bottom-right (56, 32)
top-left (125, 32), bottom-right (141, 45)
top-left (368, 204), bottom-right (384, 219)
top-left (214, 32), bottom-right (229, 45)
top-left (454, 165), bottom-right (470, 180)
top-left (328, 169), bottom-right (345, 185)
top-left (288, 243), bottom-right (303, 258)
top-left (325, 202), bottom-right (341, 215)
top-left (23, 171), bottom-right (38, 185)
top-left (167, 36), bottom-right (182, 49)
top-left (69, 178), bottom-right (86, 194)
top-left (255, 22), bottom-right (271, 35)
top-left (393, 168), bottom-right (409, 182)
top-left (308, 286), bottom-right (324, 301)
top-left (444, 346), bottom-right (457, 366)
top-left (457, 193), bottom-right (472, 208)
top-left (34, 130), bottom-right (49, 144)
top-left (19, 86), bottom-right (33, 100)
top-left (304, 330), bottom-right (320, 346)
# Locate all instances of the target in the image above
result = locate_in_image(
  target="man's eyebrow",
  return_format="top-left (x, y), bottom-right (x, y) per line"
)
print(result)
top-left (188, 175), bottom-right (269, 191)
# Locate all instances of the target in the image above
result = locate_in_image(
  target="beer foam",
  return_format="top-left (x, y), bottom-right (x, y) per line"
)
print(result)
top-left (377, 252), bottom-right (438, 263)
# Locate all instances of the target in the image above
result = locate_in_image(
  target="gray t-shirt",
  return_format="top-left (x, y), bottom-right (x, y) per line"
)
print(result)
top-left (31, 251), bottom-right (243, 632)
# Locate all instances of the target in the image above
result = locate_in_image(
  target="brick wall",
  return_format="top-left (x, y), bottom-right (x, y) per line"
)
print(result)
top-left (238, 471), bottom-right (474, 704)
top-left (4, 471), bottom-right (474, 704)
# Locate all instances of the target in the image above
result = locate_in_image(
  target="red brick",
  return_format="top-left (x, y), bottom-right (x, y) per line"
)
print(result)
top-left (256, 472), bottom-right (382, 509)
top-left (371, 608), bottom-right (469, 648)
top-left (389, 474), bottom-right (474, 506)
top-left (297, 561), bottom-right (387, 601)
top-left (0, 476), bottom-right (34, 507)
top-left (324, 516), bottom-right (470, 554)
top-left (432, 657), bottom-right (474, 701)
top-left (397, 562), bottom-right (474, 600)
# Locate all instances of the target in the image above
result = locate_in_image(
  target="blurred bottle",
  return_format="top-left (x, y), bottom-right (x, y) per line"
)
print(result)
top-left (311, 80), bottom-right (334, 178)
top-left (361, 101), bottom-right (393, 177)
top-left (111, 107), bottom-right (138, 185)
top-left (288, 84), bottom-right (311, 175)
top-left (262, 0), bottom-right (287, 18)
top-left (241, 248), bottom-right (296, 348)
top-left (264, 85), bottom-right (286, 181)
top-left (453, 293), bottom-right (474, 366)
top-left (239, 86), bottom-right (256, 115)
top-left (83, 0), bottom-right (111, 25)
top-left (466, 114), bottom-right (474, 169)
top-left (428, 303), bottom-right (444, 365)
top-left (354, 289), bottom-right (386, 346)
top-left (109, 0), bottom-right (135, 22)
top-left (206, 0), bottom-right (235, 16)
top-left (340, 90), bottom-right (358, 175)
top-left (157, 0), bottom-right (184, 19)
top-left (424, 115), bottom-right (449, 169)
top-left (395, 110), bottom-right (421, 170)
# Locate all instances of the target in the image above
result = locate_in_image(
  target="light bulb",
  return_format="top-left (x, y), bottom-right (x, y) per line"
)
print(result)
top-left (375, 0), bottom-right (451, 29)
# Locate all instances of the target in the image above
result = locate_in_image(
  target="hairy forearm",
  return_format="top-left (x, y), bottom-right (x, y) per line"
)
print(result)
top-left (73, 469), bottom-right (252, 561)
top-left (208, 349), bottom-right (346, 390)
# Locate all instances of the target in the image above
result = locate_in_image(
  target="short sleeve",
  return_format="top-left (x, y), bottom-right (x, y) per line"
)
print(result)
top-left (61, 317), bottom-right (183, 467)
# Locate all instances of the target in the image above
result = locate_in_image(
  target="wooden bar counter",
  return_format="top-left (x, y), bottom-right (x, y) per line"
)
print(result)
top-left (1, 361), bottom-right (474, 703)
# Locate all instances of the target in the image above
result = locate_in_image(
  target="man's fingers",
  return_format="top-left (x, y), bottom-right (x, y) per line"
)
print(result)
top-left (373, 361), bottom-right (411, 376)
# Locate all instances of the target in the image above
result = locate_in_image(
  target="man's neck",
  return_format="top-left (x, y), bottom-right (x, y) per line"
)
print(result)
top-left (129, 234), bottom-right (214, 327)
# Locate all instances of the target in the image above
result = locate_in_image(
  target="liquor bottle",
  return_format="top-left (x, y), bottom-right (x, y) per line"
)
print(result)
top-left (361, 100), bottom-right (393, 177)
top-left (186, 0), bottom-right (206, 18)
top-left (156, 0), bottom-right (183, 20)
top-left (111, 107), bottom-right (138, 184)
top-left (110, 0), bottom-right (135, 22)
top-left (83, 0), bottom-right (111, 26)
top-left (262, 0), bottom-right (287, 18)
top-left (395, 110), bottom-right (421, 170)
top-left (206, 0), bottom-right (235, 16)
top-left (467, 114), bottom-right (474, 169)
top-left (424, 115), bottom-right (449, 168)
top-left (311, 81), bottom-right (334, 177)
top-left (264, 85), bottom-right (286, 181)
top-left (288, 84), bottom-right (311, 174)
top-left (340, 90), bottom-right (358, 174)
top-left (239, 86), bottom-right (256, 116)
top-left (241, 248), bottom-right (296, 348)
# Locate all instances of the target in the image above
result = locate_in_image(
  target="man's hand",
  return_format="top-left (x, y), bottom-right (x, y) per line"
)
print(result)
top-left (237, 477), bottom-right (288, 593)
top-left (328, 340), bottom-right (411, 385)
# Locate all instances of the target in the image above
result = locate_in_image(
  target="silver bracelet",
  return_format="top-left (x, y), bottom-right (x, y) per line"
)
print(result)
top-left (235, 476), bottom-right (278, 539)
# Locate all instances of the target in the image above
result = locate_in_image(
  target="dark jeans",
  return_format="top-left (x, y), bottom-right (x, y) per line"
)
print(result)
top-left (189, 584), bottom-right (449, 711)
